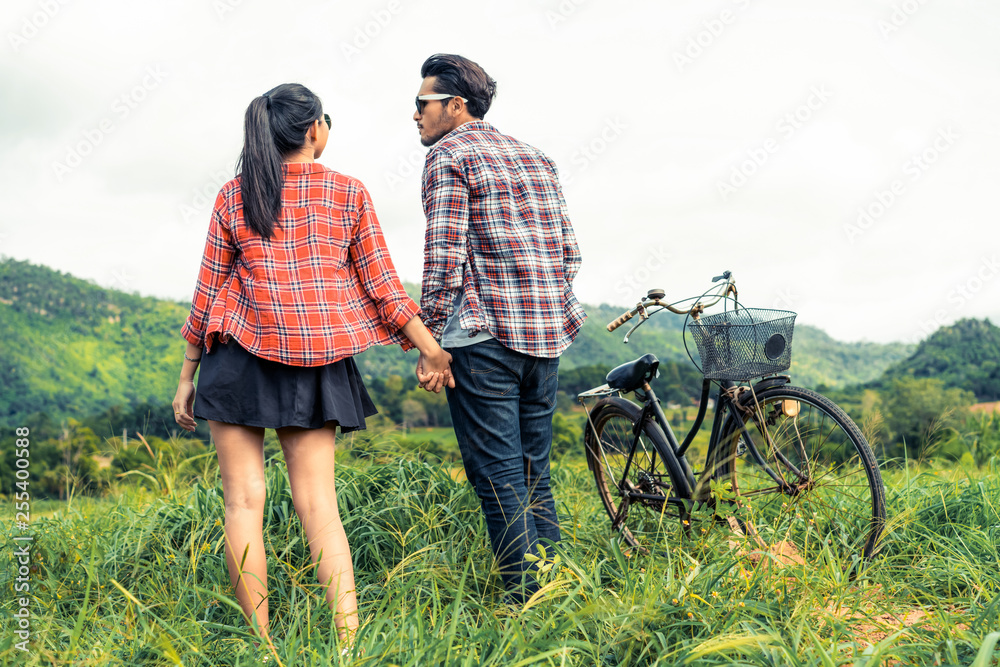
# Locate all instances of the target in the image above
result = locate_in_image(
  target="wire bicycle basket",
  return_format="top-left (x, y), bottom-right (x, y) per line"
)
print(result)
top-left (686, 307), bottom-right (797, 381)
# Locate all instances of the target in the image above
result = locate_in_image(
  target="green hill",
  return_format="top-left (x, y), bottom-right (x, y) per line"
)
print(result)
top-left (0, 258), bottom-right (187, 427)
top-left (0, 257), bottom-right (915, 436)
top-left (791, 325), bottom-right (913, 390)
top-left (876, 318), bottom-right (1000, 401)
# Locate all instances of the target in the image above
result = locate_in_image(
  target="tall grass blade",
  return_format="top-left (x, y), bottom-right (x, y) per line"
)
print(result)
top-left (971, 632), bottom-right (1000, 667)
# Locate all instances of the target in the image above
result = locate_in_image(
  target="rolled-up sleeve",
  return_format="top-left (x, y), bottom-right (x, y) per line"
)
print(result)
top-left (552, 165), bottom-right (582, 288)
top-left (349, 184), bottom-right (420, 347)
top-left (181, 191), bottom-right (237, 348)
top-left (420, 148), bottom-right (469, 338)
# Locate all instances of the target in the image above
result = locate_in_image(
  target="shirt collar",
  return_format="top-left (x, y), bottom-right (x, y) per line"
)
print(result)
top-left (283, 161), bottom-right (328, 174)
top-left (444, 119), bottom-right (494, 139)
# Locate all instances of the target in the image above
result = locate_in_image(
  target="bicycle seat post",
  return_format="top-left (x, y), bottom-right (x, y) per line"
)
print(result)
top-left (642, 382), bottom-right (685, 457)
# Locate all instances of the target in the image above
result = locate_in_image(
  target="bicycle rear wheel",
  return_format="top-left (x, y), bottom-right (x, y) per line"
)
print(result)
top-left (716, 385), bottom-right (886, 570)
top-left (585, 397), bottom-right (691, 552)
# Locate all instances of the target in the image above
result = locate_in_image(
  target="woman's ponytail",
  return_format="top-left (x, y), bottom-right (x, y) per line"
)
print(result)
top-left (236, 84), bottom-right (324, 239)
top-left (238, 95), bottom-right (284, 239)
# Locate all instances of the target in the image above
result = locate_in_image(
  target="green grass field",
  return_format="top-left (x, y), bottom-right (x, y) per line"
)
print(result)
top-left (2, 444), bottom-right (998, 666)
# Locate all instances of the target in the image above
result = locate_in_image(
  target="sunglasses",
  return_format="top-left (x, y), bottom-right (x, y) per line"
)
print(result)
top-left (415, 93), bottom-right (468, 113)
top-left (322, 113), bottom-right (331, 129)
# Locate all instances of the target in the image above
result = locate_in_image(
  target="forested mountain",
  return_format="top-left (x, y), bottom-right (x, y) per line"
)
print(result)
top-left (875, 318), bottom-right (1000, 401)
top-left (0, 257), bottom-right (921, 434)
top-left (0, 258), bottom-right (186, 426)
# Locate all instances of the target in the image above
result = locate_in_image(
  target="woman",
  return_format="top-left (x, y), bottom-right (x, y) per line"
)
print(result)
top-left (171, 83), bottom-right (451, 649)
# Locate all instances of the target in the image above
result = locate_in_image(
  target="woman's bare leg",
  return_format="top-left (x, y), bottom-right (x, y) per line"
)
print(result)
top-left (210, 420), bottom-right (269, 641)
top-left (275, 423), bottom-right (358, 643)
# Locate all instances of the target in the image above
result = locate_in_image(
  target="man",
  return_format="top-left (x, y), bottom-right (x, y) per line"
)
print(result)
top-left (413, 53), bottom-right (586, 602)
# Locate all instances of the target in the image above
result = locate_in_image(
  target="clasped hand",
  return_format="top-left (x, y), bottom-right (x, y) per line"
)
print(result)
top-left (415, 349), bottom-right (455, 393)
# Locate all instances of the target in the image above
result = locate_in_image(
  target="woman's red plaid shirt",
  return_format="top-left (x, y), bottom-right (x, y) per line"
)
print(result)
top-left (181, 162), bottom-right (419, 366)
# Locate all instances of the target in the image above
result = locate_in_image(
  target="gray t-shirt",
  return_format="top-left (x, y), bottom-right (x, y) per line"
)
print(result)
top-left (440, 291), bottom-right (494, 349)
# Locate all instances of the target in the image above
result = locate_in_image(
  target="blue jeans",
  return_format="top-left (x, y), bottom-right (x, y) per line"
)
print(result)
top-left (445, 339), bottom-right (561, 599)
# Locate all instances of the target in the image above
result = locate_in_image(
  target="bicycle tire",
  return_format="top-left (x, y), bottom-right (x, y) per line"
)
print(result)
top-left (585, 397), bottom-right (692, 552)
top-left (715, 385), bottom-right (886, 570)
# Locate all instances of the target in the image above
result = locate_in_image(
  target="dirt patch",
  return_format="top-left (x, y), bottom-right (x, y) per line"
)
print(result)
top-left (824, 588), bottom-right (970, 649)
top-left (719, 520), bottom-right (971, 656)
top-left (725, 517), bottom-right (804, 568)
top-left (828, 604), bottom-right (930, 645)
top-left (728, 538), bottom-right (805, 568)
top-left (751, 540), bottom-right (804, 567)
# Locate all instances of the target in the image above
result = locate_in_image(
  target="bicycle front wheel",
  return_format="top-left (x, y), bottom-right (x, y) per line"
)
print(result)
top-left (585, 397), bottom-right (692, 552)
top-left (716, 385), bottom-right (886, 570)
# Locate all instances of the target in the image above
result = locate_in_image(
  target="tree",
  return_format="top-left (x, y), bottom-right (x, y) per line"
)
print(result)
top-left (556, 365), bottom-right (610, 399)
top-left (551, 413), bottom-right (582, 460)
top-left (881, 318), bottom-right (1000, 401)
top-left (400, 388), bottom-right (451, 427)
top-left (882, 377), bottom-right (975, 458)
top-left (367, 374), bottom-right (406, 423)
top-left (400, 398), bottom-right (428, 429)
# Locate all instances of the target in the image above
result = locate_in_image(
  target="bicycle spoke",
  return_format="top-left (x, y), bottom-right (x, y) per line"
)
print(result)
top-left (718, 387), bottom-right (886, 569)
top-left (587, 398), bottom-right (688, 551)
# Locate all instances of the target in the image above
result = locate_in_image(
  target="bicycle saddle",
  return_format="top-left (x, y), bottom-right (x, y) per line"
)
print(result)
top-left (606, 353), bottom-right (660, 393)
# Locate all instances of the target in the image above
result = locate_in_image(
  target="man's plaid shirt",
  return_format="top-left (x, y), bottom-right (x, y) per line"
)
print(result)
top-left (420, 120), bottom-right (585, 358)
top-left (181, 162), bottom-right (419, 366)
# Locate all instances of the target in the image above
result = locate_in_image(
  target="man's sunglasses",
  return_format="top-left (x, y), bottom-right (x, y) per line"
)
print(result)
top-left (415, 93), bottom-right (468, 113)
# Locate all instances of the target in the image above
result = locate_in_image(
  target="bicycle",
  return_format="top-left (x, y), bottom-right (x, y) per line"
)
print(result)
top-left (577, 271), bottom-right (887, 572)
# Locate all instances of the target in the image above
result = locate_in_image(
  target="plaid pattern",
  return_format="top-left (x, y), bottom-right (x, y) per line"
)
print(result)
top-left (181, 162), bottom-right (419, 366)
top-left (420, 121), bottom-right (585, 358)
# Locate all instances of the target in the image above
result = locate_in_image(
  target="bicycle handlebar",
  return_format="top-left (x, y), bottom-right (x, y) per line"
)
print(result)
top-left (606, 271), bottom-right (737, 332)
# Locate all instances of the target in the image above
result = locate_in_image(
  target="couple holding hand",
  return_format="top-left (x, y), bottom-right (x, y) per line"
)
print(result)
top-left (171, 53), bottom-right (585, 648)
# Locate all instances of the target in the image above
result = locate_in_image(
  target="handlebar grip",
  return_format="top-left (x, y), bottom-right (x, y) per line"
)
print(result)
top-left (607, 310), bottom-right (635, 332)
top-left (712, 270), bottom-right (732, 283)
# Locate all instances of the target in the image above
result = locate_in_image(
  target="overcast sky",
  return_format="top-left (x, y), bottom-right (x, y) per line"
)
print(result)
top-left (2, 0), bottom-right (997, 344)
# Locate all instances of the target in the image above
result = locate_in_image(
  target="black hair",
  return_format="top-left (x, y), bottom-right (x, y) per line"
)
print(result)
top-left (420, 53), bottom-right (497, 119)
top-left (236, 83), bottom-right (323, 239)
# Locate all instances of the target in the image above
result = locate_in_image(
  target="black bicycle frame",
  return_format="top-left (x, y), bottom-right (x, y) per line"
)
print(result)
top-left (611, 395), bottom-right (689, 510)
top-left (612, 375), bottom-right (796, 504)
top-left (612, 378), bottom-right (720, 504)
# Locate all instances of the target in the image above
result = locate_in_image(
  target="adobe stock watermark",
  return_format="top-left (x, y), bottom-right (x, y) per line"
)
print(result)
top-left (907, 254), bottom-right (998, 344)
top-left (843, 125), bottom-right (958, 244)
top-left (8, 0), bottom-right (71, 52)
top-left (383, 149), bottom-right (426, 192)
top-left (51, 66), bottom-right (169, 182)
top-left (614, 246), bottom-right (670, 299)
top-left (877, 0), bottom-right (930, 39)
top-left (109, 267), bottom-right (135, 291)
top-left (213, 0), bottom-right (246, 20)
top-left (559, 117), bottom-right (628, 189)
top-left (12, 426), bottom-right (34, 653)
top-left (340, 0), bottom-right (402, 62)
top-left (716, 84), bottom-right (833, 202)
top-left (770, 288), bottom-right (797, 311)
top-left (673, 0), bottom-right (752, 73)
top-left (544, 0), bottom-right (590, 30)
top-left (179, 162), bottom-right (237, 225)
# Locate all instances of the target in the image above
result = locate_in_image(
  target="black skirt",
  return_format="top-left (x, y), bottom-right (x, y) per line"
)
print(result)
top-left (193, 337), bottom-right (377, 431)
